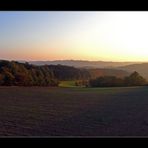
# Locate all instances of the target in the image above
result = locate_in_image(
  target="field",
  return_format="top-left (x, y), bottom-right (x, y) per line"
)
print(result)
top-left (58, 81), bottom-right (77, 87)
top-left (0, 86), bottom-right (148, 136)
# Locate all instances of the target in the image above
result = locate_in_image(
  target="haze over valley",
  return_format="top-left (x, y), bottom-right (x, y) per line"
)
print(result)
top-left (1, 11), bottom-right (148, 137)
top-left (18, 59), bottom-right (148, 80)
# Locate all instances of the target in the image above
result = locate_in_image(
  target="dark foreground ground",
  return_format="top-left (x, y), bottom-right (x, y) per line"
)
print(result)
top-left (0, 86), bottom-right (148, 137)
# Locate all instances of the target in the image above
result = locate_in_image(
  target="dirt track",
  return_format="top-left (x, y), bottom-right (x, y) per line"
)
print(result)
top-left (0, 86), bottom-right (148, 137)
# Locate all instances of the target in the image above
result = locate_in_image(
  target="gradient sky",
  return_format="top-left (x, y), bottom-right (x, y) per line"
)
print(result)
top-left (1, 11), bottom-right (148, 62)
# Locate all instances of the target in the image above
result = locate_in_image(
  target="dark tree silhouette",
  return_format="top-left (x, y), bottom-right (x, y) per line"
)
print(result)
top-left (0, 60), bottom-right (90, 86)
top-left (124, 71), bottom-right (147, 86)
top-left (89, 71), bottom-right (147, 87)
top-left (0, 60), bottom-right (147, 87)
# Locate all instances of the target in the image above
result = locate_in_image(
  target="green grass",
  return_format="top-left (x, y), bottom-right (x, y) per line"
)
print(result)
top-left (59, 81), bottom-right (77, 87)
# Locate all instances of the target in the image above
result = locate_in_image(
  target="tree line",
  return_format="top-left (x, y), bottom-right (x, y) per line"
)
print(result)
top-left (88, 71), bottom-right (147, 87)
top-left (0, 60), bottom-right (90, 86)
top-left (0, 60), bottom-right (147, 87)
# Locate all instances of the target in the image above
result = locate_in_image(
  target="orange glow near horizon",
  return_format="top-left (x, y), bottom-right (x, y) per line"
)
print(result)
top-left (1, 12), bottom-right (148, 62)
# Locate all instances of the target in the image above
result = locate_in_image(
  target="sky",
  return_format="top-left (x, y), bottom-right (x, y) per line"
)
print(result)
top-left (1, 11), bottom-right (148, 62)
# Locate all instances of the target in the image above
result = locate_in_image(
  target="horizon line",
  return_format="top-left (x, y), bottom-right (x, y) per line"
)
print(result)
top-left (0, 58), bottom-right (148, 63)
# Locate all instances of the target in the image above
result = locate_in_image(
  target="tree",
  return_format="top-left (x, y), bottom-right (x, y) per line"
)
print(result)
top-left (0, 74), bottom-right (4, 85)
top-left (1, 61), bottom-right (146, 87)
top-left (89, 76), bottom-right (124, 87)
top-left (3, 71), bottom-right (15, 86)
top-left (124, 71), bottom-right (147, 86)
top-left (89, 71), bottom-right (147, 87)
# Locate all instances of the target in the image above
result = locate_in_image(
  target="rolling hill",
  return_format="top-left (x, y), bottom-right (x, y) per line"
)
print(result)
top-left (117, 63), bottom-right (148, 80)
top-left (22, 60), bottom-right (138, 68)
top-left (0, 60), bottom-right (129, 86)
top-left (87, 68), bottom-right (129, 79)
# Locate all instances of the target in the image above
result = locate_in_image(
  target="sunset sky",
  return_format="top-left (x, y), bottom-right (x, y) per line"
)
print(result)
top-left (1, 11), bottom-right (148, 62)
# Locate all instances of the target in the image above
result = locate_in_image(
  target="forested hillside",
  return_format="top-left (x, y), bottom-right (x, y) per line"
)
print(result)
top-left (0, 60), bottom-right (129, 86)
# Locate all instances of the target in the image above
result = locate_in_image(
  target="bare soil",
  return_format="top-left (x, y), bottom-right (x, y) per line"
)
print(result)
top-left (0, 86), bottom-right (148, 137)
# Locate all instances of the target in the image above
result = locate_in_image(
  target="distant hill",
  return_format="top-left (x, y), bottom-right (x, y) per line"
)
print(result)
top-left (0, 60), bottom-right (129, 86)
top-left (117, 63), bottom-right (148, 80)
top-left (20, 60), bottom-right (130, 78)
top-left (87, 68), bottom-right (129, 79)
top-left (22, 60), bottom-right (138, 68)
